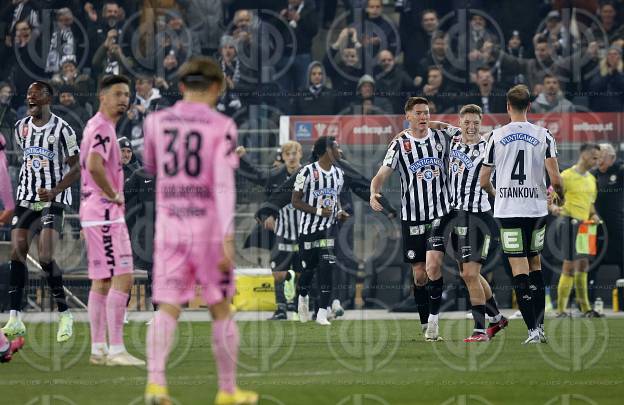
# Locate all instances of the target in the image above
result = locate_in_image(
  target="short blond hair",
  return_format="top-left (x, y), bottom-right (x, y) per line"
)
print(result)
top-left (281, 140), bottom-right (302, 156)
top-left (459, 104), bottom-right (482, 117)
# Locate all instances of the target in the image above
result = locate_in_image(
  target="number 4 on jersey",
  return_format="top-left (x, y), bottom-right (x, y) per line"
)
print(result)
top-left (511, 150), bottom-right (526, 185)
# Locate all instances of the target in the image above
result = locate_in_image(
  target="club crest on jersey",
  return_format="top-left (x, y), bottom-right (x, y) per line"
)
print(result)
top-left (47, 134), bottom-right (56, 144)
top-left (451, 162), bottom-right (464, 174)
top-left (435, 143), bottom-right (443, 152)
top-left (417, 168), bottom-right (440, 181)
top-left (472, 149), bottom-right (480, 157)
top-left (407, 250), bottom-right (416, 259)
top-left (403, 140), bottom-right (412, 153)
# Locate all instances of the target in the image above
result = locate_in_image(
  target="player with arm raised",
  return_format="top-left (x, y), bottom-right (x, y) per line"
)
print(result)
top-left (80, 75), bottom-right (145, 366)
top-left (2, 81), bottom-right (80, 343)
top-left (142, 57), bottom-right (258, 405)
top-left (480, 85), bottom-right (562, 344)
top-left (370, 96), bottom-right (453, 341)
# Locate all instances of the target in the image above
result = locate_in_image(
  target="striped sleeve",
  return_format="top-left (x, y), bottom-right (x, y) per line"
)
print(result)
top-left (60, 123), bottom-right (79, 157)
top-left (483, 132), bottom-right (495, 167)
top-left (13, 121), bottom-right (22, 151)
top-left (383, 139), bottom-right (400, 169)
top-left (294, 165), bottom-right (310, 192)
top-left (545, 129), bottom-right (557, 158)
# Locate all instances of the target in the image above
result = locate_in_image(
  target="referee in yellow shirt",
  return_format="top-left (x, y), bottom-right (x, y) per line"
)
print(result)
top-left (550, 143), bottom-right (602, 317)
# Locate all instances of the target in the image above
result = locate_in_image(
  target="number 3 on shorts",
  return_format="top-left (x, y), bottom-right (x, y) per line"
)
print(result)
top-left (500, 228), bottom-right (523, 253)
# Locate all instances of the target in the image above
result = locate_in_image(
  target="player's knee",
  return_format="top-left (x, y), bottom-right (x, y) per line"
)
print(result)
top-left (38, 254), bottom-right (53, 267)
top-left (460, 269), bottom-right (478, 283)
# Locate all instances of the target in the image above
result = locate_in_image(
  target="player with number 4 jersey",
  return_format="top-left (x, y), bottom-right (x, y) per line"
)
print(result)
top-left (480, 85), bottom-right (563, 345)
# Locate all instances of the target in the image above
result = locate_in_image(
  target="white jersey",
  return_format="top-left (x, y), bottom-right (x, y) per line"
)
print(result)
top-left (294, 162), bottom-right (344, 235)
top-left (14, 114), bottom-right (79, 205)
top-left (483, 121), bottom-right (557, 218)
top-left (450, 136), bottom-right (491, 213)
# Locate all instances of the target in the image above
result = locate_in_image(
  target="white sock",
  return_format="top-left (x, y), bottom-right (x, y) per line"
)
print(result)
top-left (421, 323), bottom-right (428, 332)
top-left (108, 344), bottom-right (126, 356)
top-left (428, 314), bottom-right (439, 323)
top-left (491, 313), bottom-right (502, 323)
top-left (317, 308), bottom-right (328, 320)
top-left (91, 342), bottom-right (108, 355)
top-left (9, 310), bottom-right (20, 320)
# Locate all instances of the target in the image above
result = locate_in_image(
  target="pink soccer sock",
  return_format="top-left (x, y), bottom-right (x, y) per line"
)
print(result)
top-left (0, 331), bottom-right (8, 351)
top-left (212, 318), bottom-right (239, 394)
top-left (88, 290), bottom-right (108, 346)
top-left (147, 310), bottom-right (177, 386)
top-left (106, 289), bottom-right (129, 347)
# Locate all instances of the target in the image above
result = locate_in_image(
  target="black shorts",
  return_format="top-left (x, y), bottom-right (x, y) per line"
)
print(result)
top-left (270, 236), bottom-right (303, 273)
top-left (11, 201), bottom-right (65, 234)
top-left (450, 210), bottom-right (497, 264)
top-left (498, 216), bottom-right (547, 258)
top-left (553, 216), bottom-right (588, 262)
top-left (401, 214), bottom-right (451, 264)
top-left (298, 227), bottom-right (336, 271)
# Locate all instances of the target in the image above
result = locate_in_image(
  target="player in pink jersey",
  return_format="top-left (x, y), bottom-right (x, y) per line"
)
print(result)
top-left (80, 75), bottom-right (144, 367)
top-left (142, 57), bottom-right (257, 405)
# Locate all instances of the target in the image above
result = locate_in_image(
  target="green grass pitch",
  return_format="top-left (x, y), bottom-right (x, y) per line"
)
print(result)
top-left (4, 318), bottom-right (623, 405)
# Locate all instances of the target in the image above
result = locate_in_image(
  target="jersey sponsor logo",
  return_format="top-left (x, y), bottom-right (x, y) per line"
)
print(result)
top-left (409, 157), bottom-right (444, 173)
top-left (450, 150), bottom-right (474, 169)
top-left (24, 146), bottom-right (55, 160)
top-left (498, 187), bottom-right (540, 199)
top-left (500, 133), bottom-right (539, 146)
top-left (403, 140), bottom-right (412, 153)
top-left (294, 122), bottom-right (312, 139)
top-left (312, 187), bottom-right (338, 198)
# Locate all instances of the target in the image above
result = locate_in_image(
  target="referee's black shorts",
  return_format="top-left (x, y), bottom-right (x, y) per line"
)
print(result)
top-left (449, 210), bottom-right (497, 264)
top-left (11, 201), bottom-right (65, 234)
top-left (270, 235), bottom-right (303, 273)
top-left (498, 216), bottom-right (547, 258)
top-left (401, 214), bottom-right (452, 264)
top-left (553, 215), bottom-right (589, 262)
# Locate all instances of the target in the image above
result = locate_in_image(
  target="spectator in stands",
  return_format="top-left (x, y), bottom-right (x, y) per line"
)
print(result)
top-left (351, 0), bottom-right (399, 70)
top-left (185, 0), bottom-right (224, 57)
top-left (417, 32), bottom-right (461, 87)
top-left (154, 49), bottom-right (182, 105)
top-left (92, 28), bottom-right (133, 79)
top-left (591, 1), bottom-right (624, 48)
top-left (538, 10), bottom-right (574, 57)
top-left (230, 9), bottom-right (255, 47)
top-left (468, 14), bottom-right (498, 69)
top-left (45, 8), bottom-right (77, 75)
top-left (421, 65), bottom-right (457, 113)
top-left (51, 85), bottom-right (90, 143)
top-left (494, 30), bottom-right (527, 88)
top-left (9, 20), bottom-right (44, 111)
top-left (87, 0), bottom-right (126, 61)
top-left (531, 74), bottom-right (575, 113)
top-left (324, 27), bottom-right (364, 99)
top-left (293, 60), bottom-right (338, 115)
top-left (156, 10), bottom-right (193, 59)
top-left (588, 46), bottom-right (624, 112)
top-left (374, 49), bottom-right (417, 113)
top-left (465, 67), bottom-right (506, 114)
top-left (278, 0), bottom-right (319, 92)
top-left (50, 56), bottom-right (95, 107)
top-left (118, 137), bottom-right (139, 180)
top-left (119, 73), bottom-right (168, 155)
top-left (342, 74), bottom-right (393, 115)
top-left (0, 83), bottom-right (18, 174)
top-left (216, 35), bottom-right (243, 117)
top-left (4, 0), bottom-right (40, 47)
top-left (401, 9), bottom-right (439, 78)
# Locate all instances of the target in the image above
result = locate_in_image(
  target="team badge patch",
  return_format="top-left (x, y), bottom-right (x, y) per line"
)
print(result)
top-left (472, 149), bottom-right (480, 157)
top-left (407, 250), bottom-right (416, 259)
top-left (610, 174), bottom-right (617, 184)
top-left (435, 143), bottom-right (443, 152)
top-left (47, 135), bottom-right (56, 144)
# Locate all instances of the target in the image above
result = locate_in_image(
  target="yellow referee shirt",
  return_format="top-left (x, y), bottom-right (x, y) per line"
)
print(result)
top-left (561, 166), bottom-right (597, 220)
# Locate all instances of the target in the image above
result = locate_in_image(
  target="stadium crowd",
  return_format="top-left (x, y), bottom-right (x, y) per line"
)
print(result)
top-left (0, 0), bottom-right (623, 315)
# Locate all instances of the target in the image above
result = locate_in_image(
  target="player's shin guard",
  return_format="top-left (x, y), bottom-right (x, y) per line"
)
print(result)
top-left (485, 296), bottom-right (501, 318)
top-left (8, 260), bottom-right (27, 311)
top-left (212, 318), bottom-right (238, 394)
top-left (147, 310), bottom-right (177, 386)
top-left (472, 305), bottom-right (486, 332)
top-left (427, 277), bottom-right (444, 316)
top-left (529, 270), bottom-right (545, 326)
top-left (41, 261), bottom-right (68, 312)
top-left (513, 274), bottom-right (536, 330)
top-left (318, 258), bottom-right (333, 310)
top-left (413, 284), bottom-right (430, 326)
top-left (88, 290), bottom-right (107, 348)
top-left (106, 289), bottom-right (129, 352)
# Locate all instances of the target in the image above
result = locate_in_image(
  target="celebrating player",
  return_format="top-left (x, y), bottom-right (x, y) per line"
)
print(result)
top-left (480, 85), bottom-right (563, 344)
top-left (550, 143), bottom-right (602, 317)
top-left (80, 75), bottom-right (145, 366)
top-left (292, 136), bottom-right (347, 325)
top-left (441, 104), bottom-right (508, 342)
top-left (142, 57), bottom-right (258, 405)
top-left (2, 81), bottom-right (79, 343)
top-left (370, 96), bottom-right (453, 341)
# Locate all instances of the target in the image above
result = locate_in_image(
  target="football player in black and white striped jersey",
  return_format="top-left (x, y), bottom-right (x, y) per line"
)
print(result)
top-left (292, 136), bottom-right (348, 325)
top-left (370, 96), bottom-right (453, 341)
top-left (2, 81), bottom-right (80, 343)
top-left (434, 104), bottom-right (508, 342)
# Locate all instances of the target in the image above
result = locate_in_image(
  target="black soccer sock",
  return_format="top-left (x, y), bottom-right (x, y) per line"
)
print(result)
top-left (472, 304), bottom-right (486, 332)
top-left (486, 296), bottom-right (501, 318)
top-left (318, 259), bottom-right (333, 310)
top-left (9, 260), bottom-right (27, 311)
top-left (41, 261), bottom-right (68, 312)
top-left (513, 274), bottom-right (536, 330)
top-left (274, 279), bottom-right (287, 312)
top-left (413, 284), bottom-right (430, 325)
top-left (427, 277), bottom-right (444, 316)
top-left (529, 270), bottom-right (545, 327)
top-left (285, 271), bottom-right (292, 281)
top-left (297, 269), bottom-right (315, 297)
